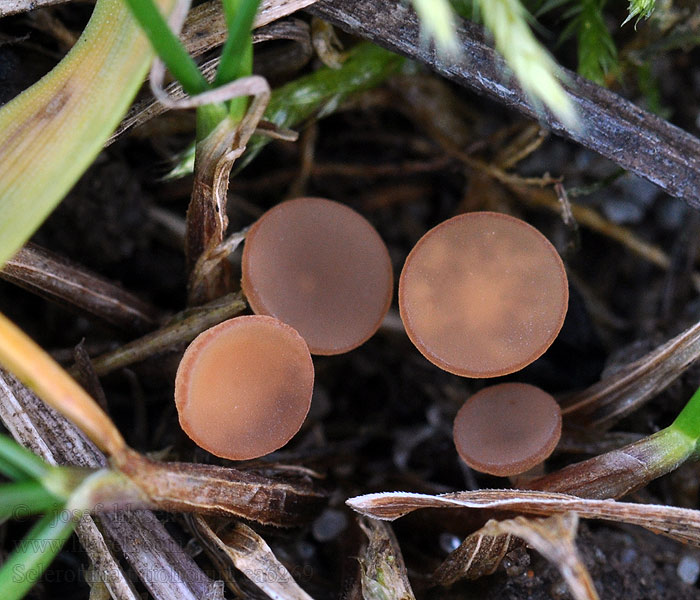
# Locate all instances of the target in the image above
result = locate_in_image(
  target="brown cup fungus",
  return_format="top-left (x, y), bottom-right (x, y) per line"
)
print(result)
top-left (174, 315), bottom-right (314, 460)
top-left (399, 211), bottom-right (568, 378)
top-left (242, 197), bottom-right (393, 355)
top-left (453, 383), bottom-right (562, 476)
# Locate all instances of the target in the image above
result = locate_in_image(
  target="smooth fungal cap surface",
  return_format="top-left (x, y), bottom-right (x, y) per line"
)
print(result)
top-left (399, 211), bottom-right (568, 378)
top-left (174, 315), bottom-right (314, 460)
top-left (241, 197), bottom-right (393, 355)
top-left (453, 383), bottom-right (562, 476)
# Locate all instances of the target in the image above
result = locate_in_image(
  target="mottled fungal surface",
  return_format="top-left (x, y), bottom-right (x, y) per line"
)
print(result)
top-left (453, 382), bottom-right (562, 476)
top-left (241, 197), bottom-right (393, 355)
top-left (174, 315), bottom-right (314, 460)
top-left (399, 211), bottom-right (568, 378)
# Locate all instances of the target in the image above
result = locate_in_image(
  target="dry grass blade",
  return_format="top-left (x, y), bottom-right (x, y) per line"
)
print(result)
top-left (192, 515), bottom-right (315, 599)
top-left (347, 489), bottom-right (700, 547)
top-left (1, 243), bottom-right (161, 334)
top-left (357, 516), bottom-right (416, 600)
top-left (561, 319), bottom-right (700, 428)
top-left (479, 514), bottom-right (599, 600)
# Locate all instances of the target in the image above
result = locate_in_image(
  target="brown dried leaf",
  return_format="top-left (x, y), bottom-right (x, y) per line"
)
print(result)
top-left (120, 450), bottom-right (325, 526)
top-left (562, 319), bottom-right (700, 429)
top-left (347, 489), bottom-right (700, 546)
top-left (357, 516), bottom-right (416, 600)
top-left (192, 515), bottom-right (315, 600)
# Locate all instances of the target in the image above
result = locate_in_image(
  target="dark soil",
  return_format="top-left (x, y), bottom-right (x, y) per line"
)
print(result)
top-left (2, 2), bottom-right (700, 599)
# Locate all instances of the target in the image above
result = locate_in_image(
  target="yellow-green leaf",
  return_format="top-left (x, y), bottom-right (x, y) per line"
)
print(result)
top-left (0, 0), bottom-right (175, 267)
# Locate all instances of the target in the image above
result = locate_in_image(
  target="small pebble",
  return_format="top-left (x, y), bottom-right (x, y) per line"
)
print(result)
top-left (620, 548), bottom-right (637, 565)
top-left (296, 540), bottom-right (316, 560)
top-left (439, 533), bottom-right (461, 554)
top-left (602, 199), bottom-right (645, 224)
top-left (311, 508), bottom-right (347, 543)
top-left (677, 554), bottom-right (700, 585)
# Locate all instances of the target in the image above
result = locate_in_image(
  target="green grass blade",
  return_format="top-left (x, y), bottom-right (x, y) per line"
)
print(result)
top-left (122, 0), bottom-right (210, 95)
top-left (670, 386), bottom-right (700, 443)
top-left (239, 43), bottom-right (406, 171)
top-left (0, 510), bottom-right (77, 600)
top-left (0, 435), bottom-right (50, 481)
top-left (0, 481), bottom-right (64, 520)
top-left (0, 0), bottom-right (176, 269)
top-left (0, 455), bottom-right (26, 482)
top-left (169, 43), bottom-right (405, 179)
top-left (576, 0), bottom-right (617, 85)
top-left (214, 0), bottom-right (260, 87)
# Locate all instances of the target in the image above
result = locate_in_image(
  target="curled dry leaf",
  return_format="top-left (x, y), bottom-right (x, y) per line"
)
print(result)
top-left (347, 489), bottom-right (700, 547)
top-left (191, 515), bottom-right (315, 600)
top-left (357, 516), bottom-right (416, 600)
top-left (436, 514), bottom-right (599, 600)
top-left (562, 319), bottom-right (700, 429)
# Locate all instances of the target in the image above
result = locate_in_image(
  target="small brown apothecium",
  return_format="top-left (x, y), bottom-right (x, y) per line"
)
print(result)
top-left (399, 211), bottom-right (568, 378)
top-left (175, 315), bottom-right (314, 460)
top-left (242, 197), bottom-right (393, 355)
top-left (453, 383), bottom-right (562, 476)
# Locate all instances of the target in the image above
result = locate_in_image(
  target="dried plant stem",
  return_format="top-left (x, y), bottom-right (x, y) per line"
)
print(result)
top-left (562, 319), bottom-right (700, 428)
top-left (528, 427), bottom-right (696, 499)
top-left (119, 449), bottom-right (325, 526)
top-left (185, 78), bottom-right (270, 305)
top-left (308, 0), bottom-right (700, 206)
top-left (186, 119), bottom-right (237, 303)
top-left (0, 0), bottom-right (65, 17)
top-left (1, 243), bottom-right (161, 334)
top-left (84, 291), bottom-right (246, 377)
